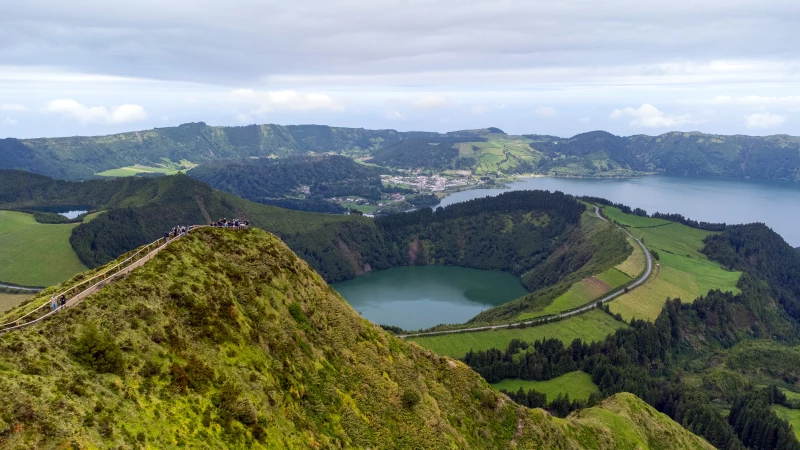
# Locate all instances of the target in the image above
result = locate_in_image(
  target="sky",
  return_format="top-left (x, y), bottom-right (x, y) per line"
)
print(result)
top-left (1, 0), bottom-right (799, 139)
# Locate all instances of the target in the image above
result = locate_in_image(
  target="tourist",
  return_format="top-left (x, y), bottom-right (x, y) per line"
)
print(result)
top-left (59, 295), bottom-right (67, 309)
top-left (50, 294), bottom-right (57, 311)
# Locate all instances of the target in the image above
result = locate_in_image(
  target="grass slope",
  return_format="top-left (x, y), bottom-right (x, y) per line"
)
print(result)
top-left (491, 371), bottom-right (600, 402)
top-left (773, 406), bottom-right (800, 440)
top-left (0, 210), bottom-right (88, 286)
top-left (606, 207), bottom-right (741, 321)
top-left (410, 309), bottom-right (627, 359)
top-left (0, 228), bottom-right (712, 449)
top-left (615, 236), bottom-right (646, 277)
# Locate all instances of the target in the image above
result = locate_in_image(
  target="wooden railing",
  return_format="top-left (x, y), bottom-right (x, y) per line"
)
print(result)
top-left (0, 225), bottom-right (221, 334)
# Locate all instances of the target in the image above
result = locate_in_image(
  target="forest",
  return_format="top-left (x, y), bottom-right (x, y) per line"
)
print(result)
top-left (188, 155), bottom-right (399, 212)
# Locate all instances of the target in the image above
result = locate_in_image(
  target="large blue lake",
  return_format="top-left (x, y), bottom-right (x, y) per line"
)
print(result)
top-left (441, 175), bottom-right (800, 246)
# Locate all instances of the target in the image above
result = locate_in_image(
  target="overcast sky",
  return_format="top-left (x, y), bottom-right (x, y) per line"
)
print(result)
top-left (1, 0), bottom-right (799, 138)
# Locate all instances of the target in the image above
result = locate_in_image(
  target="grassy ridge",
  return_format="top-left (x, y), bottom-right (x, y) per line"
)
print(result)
top-left (410, 309), bottom-right (627, 359)
top-left (0, 228), bottom-right (713, 449)
top-left (606, 207), bottom-right (742, 321)
top-left (491, 371), bottom-right (600, 402)
top-left (0, 210), bottom-right (87, 286)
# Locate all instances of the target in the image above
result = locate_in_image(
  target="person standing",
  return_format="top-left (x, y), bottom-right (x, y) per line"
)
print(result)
top-left (50, 294), bottom-right (57, 311)
top-left (59, 295), bottom-right (67, 309)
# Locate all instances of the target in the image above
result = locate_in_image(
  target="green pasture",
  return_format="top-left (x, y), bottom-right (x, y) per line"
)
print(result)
top-left (603, 206), bottom-right (671, 228)
top-left (0, 292), bottom-right (34, 314)
top-left (606, 207), bottom-right (741, 321)
top-left (409, 309), bottom-right (627, 359)
top-left (518, 266), bottom-right (631, 321)
top-left (0, 210), bottom-right (88, 287)
top-left (95, 159), bottom-right (196, 177)
top-left (615, 236), bottom-right (646, 277)
top-left (491, 371), bottom-right (600, 402)
top-left (772, 405), bottom-right (800, 440)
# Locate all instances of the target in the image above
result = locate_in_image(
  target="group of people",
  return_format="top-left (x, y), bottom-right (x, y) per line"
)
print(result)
top-left (49, 293), bottom-right (67, 311)
top-left (164, 225), bottom-right (192, 242)
top-left (212, 218), bottom-right (249, 229)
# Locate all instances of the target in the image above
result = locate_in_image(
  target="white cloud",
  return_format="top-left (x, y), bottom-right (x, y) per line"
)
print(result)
top-left (579, 117), bottom-right (591, 123)
top-left (3, 117), bottom-right (19, 126)
top-left (745, 112), bottom-right (786, 128)
top-left (385, 110), bottom-right (406, 121)
top-left (230, 89), bottom-right (343, 114)
top-left (413, 94), bottom-right (452, 110)
top-left (471, 106), bottom-right (487, 115)
top-left (45, 99), bottom-right (148, 124)
top-left (535, 106), bottom-right (556, 117)
top-left (1, 104), bottom-right (28, 112)
top-left (609, 103), bottom-right (693, 128)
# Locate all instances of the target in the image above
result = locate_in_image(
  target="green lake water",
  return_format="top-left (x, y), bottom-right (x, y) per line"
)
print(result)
top-left (332, 265), bottom-right (527, 331)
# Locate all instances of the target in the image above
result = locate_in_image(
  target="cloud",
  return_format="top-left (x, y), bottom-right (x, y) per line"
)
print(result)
top-left (413, 94), bottom-right (452, 110)
top-left (3, 117), bottom-right (18, 126)
top-left (745, 112), bottom-right (786, 128)
top-left (1, 104), bottom-right (28, 112)
top-left (385, 110), bottom-right (406, 121)
top-left (44, 100), bottom-right (148, 124)
top-left (230, 89), bottom-right (343, 114)
top-left (579, 117), bottom-right (591, 123)
top-left (710, 95), bottom-right (800, 106)
top-left (609, 104), bottom-right (693, 128)
top-left (535, 106), bottom-right (556, 117)
top-left (471, 106), bottom-right (488, 115)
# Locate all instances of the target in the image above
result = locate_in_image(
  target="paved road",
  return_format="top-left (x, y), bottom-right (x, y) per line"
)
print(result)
top-left (397, 206), bottom-right (653, 339)
top-left (0, 283), bottom-right (42, 292)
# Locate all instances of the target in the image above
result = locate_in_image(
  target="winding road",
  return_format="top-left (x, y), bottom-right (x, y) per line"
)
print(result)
top-left (397, 205), bottom-right (653, 339)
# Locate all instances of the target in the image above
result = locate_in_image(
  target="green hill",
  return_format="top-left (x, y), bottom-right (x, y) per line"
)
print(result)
top-left (2, 122), bottom-right (799, 181)
top-left (0, 227), bottom-right (714, 449)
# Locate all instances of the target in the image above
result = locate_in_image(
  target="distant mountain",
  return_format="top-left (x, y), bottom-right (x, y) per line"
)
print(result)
top-left (1, 123), bottom-right (798, 181)
top-left (527, 131), bottom-right (800, 180)
top-left (0, 227), bottom-right (715, 448)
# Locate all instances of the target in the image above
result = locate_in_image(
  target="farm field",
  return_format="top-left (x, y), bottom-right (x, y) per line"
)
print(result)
top-left (0, 292), bottom-right (34, 314)
top-left (409, 309), bottom-right (627, 359)
top-left (95, 159), bottom-right (196, 177)
top-left (606, 207), bottom-right (741, 321)
top-left (772, 405), bottom-right (800, 440)
top-left (517, 266), bottom-right (632, 321)
top-left (615, 236), bottom-right (646, 277)
top-left (0, 211), bottom-right (88, 287)
top-left (490, 371), bottom-right (600, 402)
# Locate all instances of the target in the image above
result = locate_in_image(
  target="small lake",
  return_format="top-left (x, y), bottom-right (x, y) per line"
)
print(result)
top-left (332, 265), bottom-right (528, 330)
top-left (440, 175), bottom-right (800, 246)
top-left (29, 205), bottom-right (91, 220)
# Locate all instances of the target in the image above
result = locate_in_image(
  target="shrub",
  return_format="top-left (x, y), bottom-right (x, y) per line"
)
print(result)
top-left (401, 390), bottom-right (420, 409)
top-left (70, 324), bottom-right (125, 375)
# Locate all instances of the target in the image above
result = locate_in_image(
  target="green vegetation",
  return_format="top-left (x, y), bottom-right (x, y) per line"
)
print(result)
top-left (188, 155), bottom-right (394, 213)
top-left (0, 210), bottom-right (87, 286)
top-left (96, 159), bottom-right (196, 177)
top-left (615, 236), bottom-right (646, 277)
top-left (3, 122), bottom-right (799, 181)
top-left (474, 209), bottom-right (632, 323)
top-left (606, 206), bottom-right (741, 321)
top-left (491, 371), bottom-right (600, 402)
top-left (725, 340), bottom-right (800, 384)
top-left (0, 228), bottom-right (713, 449)
top-left (409, 309), bottom-right (628, 359)
top-left (774, 406), bottom-right (800, 440)
top-left (0, 292), bottom-right (33, 314)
